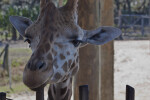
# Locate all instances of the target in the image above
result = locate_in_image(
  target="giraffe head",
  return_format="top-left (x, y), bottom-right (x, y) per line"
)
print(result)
top-left (9, 0), bottom-right (121, 90)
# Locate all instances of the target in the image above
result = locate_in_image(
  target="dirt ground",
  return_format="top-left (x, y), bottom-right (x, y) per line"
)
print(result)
top-left (9, 88), bottom-right (48, 100)
top-left (6, 40), bottom-right (150, 100)
top-left (114, 40), bottom-right (150, 100)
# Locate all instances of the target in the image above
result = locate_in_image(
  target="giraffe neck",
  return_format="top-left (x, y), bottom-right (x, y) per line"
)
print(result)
top-left (61, 0), bottom-right (78, 13)
top-left (66, 0), bottom-right (78, 7)
top-left (48, 78), bottom-right (72, 100)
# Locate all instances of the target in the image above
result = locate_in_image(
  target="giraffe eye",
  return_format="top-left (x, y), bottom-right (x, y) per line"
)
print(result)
top-left (71, 40), bottom-right (82, 47)
top-left (24, 38), bottom-right (31, 44)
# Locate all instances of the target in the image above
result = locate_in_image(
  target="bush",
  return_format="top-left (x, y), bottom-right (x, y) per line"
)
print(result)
top-left (0, 4), bottom-right (39, 41)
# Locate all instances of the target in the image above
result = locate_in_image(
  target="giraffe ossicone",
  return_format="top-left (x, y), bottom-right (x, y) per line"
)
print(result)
top-left (9, 0), bottom-right (121, 99)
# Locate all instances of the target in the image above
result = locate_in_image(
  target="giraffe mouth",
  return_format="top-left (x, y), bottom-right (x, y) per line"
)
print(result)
top-left (31, 80), bottom-right (48, 91)
top-left (23, 67), bottom-right (53, 90)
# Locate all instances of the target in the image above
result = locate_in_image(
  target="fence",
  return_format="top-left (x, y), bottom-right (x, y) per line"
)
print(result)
top-left (0, 30), bottom-right (23, 42)
top-left (0, 44), bottom-right (12, 89)
top-left (0, 44), bottom-right (9, 72)
top-left (0, 85), bottom-right (135, 100)
top-left (79, 85), bottom-right (135, 100)
top-left (115, 14), bottom-right (150, 36)
top-left (0, 93), bottom-right (12, 100)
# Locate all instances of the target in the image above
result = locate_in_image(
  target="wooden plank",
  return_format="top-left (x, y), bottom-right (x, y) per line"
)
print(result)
top-left (0, 92), bottom-right (6, 100)
top-left (141, 17), bottom-right (145, 36)
top-left (79, 85), bottom-right (89, 100)
top-left (8, 59), bottom-right (12, 89)
top-left (126, 85), bottom-right (135, 100)
top-left (73, 0), bottom-right (101, 100)
top-left (0, 48), bottom-right (5, 58)
top-left (2, 44), bottom-right (9, 71)
top-left (100, 0), bottom-right (114, 100)
top-left (36, 87), bottom-right (44, 100)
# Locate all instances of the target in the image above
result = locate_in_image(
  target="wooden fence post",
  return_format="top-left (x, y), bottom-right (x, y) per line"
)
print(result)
top-left (0, 44), bottom-right (11, 89)
top-left (100, 0), bottom-right (114, 100)
top-left (0, 47), bottom-right (5, 58)
top-left (0, 92), bottom-right (6, 100)
top-left (2, 44), bottom-right (9, 73)
top-left (73, 0), bottom-right (101, 100)
top-left (141, 17), bottom-right (145, 36)
top-left (36, 87), bottom-right (44, 100)
top-left (8, 58), bottom-right (12, 89)
top-left (79, 85), bottom-right (89, 100)
top-left (126, 85), bottom-right (135, 100)
top-left (0, 44), bottom-right (9, 77)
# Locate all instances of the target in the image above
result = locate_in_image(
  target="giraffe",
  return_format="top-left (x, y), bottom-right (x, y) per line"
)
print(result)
top-left (9, 0), bottom-right (121, 100)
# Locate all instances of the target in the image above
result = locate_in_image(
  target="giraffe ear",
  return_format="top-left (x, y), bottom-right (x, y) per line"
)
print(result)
top-left (82, 26), bottom-right (122, 45)
top-left (9, 16), bottom-right (33, 37)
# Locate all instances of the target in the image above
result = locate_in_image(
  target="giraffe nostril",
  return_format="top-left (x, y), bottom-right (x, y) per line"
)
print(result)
top-left (36, 61), bottom-right (45, 70)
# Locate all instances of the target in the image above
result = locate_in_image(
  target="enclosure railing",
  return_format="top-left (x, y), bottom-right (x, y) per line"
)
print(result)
top-left (115, 14), bottom-right (150, 36)
top-left (126, 85), bottom-right (135, 100)
top-left (0, 44), bottom-right (12, 90)
top-left (0, 85), bottom-right (135, 100)
top-left (79, 85), bottom-right (135, 100)
top-left (79, 85), bottom-right (89, 100)
top-left (0, 44), bottom-right (9, 71)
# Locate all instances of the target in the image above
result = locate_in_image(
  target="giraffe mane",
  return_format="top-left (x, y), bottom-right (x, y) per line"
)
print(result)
top-left (40, 0), bottom-right (78, 16)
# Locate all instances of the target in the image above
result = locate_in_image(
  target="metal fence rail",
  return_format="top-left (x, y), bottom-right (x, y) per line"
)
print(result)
top-left (0, 92), bottom-right (12, 100)
top-left (126, 85), bottom-right (135, 100)
top-left (78, 85), bottom-right (135, 100)
top-left (79, 85), bottom-right (89, 100)
top-left (115, 14), bottom-right (150, 36)
top-left (0, 85), bottom-right (135, 100)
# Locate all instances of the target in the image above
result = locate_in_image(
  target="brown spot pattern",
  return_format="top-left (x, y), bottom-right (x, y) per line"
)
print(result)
top-left (68, 59), bottom-right (72, 67)
top-left (71, 62), bottom-right (76, 69)
top-left (54, 73), bottom-right (62, 79)
top-left (50, 34), bottom-right (54, 42)
top-left (67, 51), bottom-right (70, 55)
top-left (61, 87), bottom-right (67, 95)
top-left (74, 53), bottom-right (77, 57)
top-left (52, 49), bottom-right (57, 56)
top-left (53, 59), bottom-right (59, 68)
top-left (62, 62), bottom-right (67, 72)
top-left (45, 43), bottom-right (50, 52)
top-left (25, 1), bottom-right (80, 100)
top-left (56, 43), bottom-right (63, 49)
top-left (60, 54), bottom-right (66, 60)
top-left (47, 53), bottom-right (52, 60)
top-left (53, 85), bottom-right (56, 94)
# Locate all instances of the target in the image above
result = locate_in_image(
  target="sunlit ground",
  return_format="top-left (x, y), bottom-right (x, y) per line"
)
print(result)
top-left (114, 40), bottom-right (150, 100)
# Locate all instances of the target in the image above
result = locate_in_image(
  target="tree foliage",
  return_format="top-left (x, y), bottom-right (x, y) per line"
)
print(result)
top-left (115, 0), bottom-right (150, 16)
top-left (0, 0), bottom-right (150, 40)
top-left (0, 0), bottom-right (40, 40)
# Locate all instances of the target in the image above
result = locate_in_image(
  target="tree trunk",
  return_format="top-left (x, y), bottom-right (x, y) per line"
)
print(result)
top-left (73, 0), bottom-right (100, 100)
top-left (126, 0), bottom-right (131, 14)
top-left (114, 0), bottom-right (120, 16)
top-left (100, 0), bottom-right (114, 100)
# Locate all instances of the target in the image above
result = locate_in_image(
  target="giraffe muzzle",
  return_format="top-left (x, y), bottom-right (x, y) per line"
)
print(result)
top-left (23, 60), bottom-right (53, 89)
top-left (36, 61), bottom-right (45, 70)
top-left (27, 60), bottom-right (46, 71)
